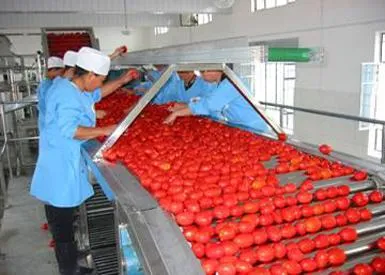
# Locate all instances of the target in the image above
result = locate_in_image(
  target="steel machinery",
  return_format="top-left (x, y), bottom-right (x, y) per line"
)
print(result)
top-left (73, 44), bottom-right (385, 275)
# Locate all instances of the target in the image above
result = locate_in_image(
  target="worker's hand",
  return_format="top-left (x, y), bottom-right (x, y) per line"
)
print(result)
top-left (120, 87), bottom-right (135, 95)
top-left (163, 113), bottom-right (178, 125)
top-left (168, 103), bottom-right (187, 112)
top-left (96, 110), bottom-right (107, 119)
top-left (119, 69), bottom-right (140, 85)
top-left (109, 45), bottom-right (128, 60)
top-left (102, 124), bottom-right (118, 136)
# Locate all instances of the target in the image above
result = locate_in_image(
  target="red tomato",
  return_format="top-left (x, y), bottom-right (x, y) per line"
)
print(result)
top-left (321, 215), bottom-right (337, 229)
top-left (345, 208), bottom-right (361, 223)
top-left (369, 190), bottom-right (383, 203)
top-left (352, 171), bottom-right (368, 181)
top-left (377, 237), bottom-right (385, 251)
top-left (298, 238), bottom-right (315, 253)
top-left (183, 226), bottom-right (198, 242)
top-left (253, 229), bottom-right (268, 245)
top-left (259, 214), bottom-right (274, 226)
top-left (371, 257), bottom-right (385, 273)
top-left (297, 191), bottom-right (313, 204)
top-left (217, 225), bottom-right (237, 241)
top-left (201, 259), bottom-right (219, 275)
top-left (219, 256), bottom-right (237, 264)
top-left (359, 208), bottom-right (373, 221)
top-left (282, 260), bottom-right (302, 274)
top-left (238, 222), bottom-right (255, 234)
top-left (243, 202), bottom-right (260, 214)
top-left (323, 200), bottom-right (337, 213)
top-left (229, 205), bottom-right (244, 217)
top-left (352, 192), bottom-right (369, 207)
top-left (304, 217), bottom-right (322, 233)
top-left (339, 227), bottom-right (357, 242)
top-left (270, 264), bottom-right (288, 275)
top-left (273, 196), bottom-right (287, 208)
top-left (205, 243), bottom-right (225, 259)
top-left (234, 260), bottom-right (253, 274)
top-left (281, 225), bottom-right (297, 239)
top-left (273, 243), bottom-right (287, 259)
top-left (175, 212), bottom-right (195, 226)
top-left (256, 245), bottom-right (275, 263)
top-left (337, 185), bottom-right (350, 196)
top-left (194, 230), bottom-right (211, 243)
top-left (326, 186), bottom-right (339, 198)
top-left (335, 197), bottom-right (351, 210)
top-left (328, 233), bottom-right (342, 245)
top-left (314, 234), bottom-right (330, 249)
top-left (233, 233), bottom-right (254, 249)
top-left (328, 248), bottom-right (347, 266)
top-left (169, 201), bottom-right (184, 214)
top-left (221, 241), bottom-right (239, 256)
top-left (266, 226), bottom-right (282, 242)
top-left (195, 211), bottom-right (213, 227)
top-left (287, 248), bottom-right (304, 262)
top-left (319, 144), bottom-right (332, 155)
top-left (315, 188), bottom-right (328, 201)
top-left (239, 249), bottom-right (258, 264)
top-left (213, 206), bottom-right (230, 219)
top-left (353, 263), bottom-right (373, 275)
top-left (217, 263), bottom-right (236, 275)
top-left (301, 205), bottom-right (314, 217)
top-left (336, 214), bottom-right (348, 226)
top-left (192, 243), bottom-right (205, 258)
top-left (315, 250), bottom-right (329, 269)
top-left (300, 258), bottom-right (317, 272)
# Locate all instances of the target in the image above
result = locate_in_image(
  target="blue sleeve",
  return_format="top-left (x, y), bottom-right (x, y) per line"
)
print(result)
top-left (91, 88), bottom-right (102, 103)
top-left (152, 72), bottom-right (181, 104)
top-left (188, 79), bottom-right (238, 116)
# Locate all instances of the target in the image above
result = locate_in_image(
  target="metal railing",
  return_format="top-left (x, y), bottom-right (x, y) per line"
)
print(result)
top-left (0, 98), bottom-right (39, 206)
top-left (260, 101), bottom-right (385, 164)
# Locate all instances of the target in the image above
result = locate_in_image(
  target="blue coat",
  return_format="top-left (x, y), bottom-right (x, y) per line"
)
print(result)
top-left (30, 78), bottom-right (102, 207)
top-left (188, 78), bottom-right (268, 133)
top-left (37, 78), bottom-right (53, 131)
top-left (153, 75), bottom-right (215, 104)
top-left (173, 76), bottom-right (216, 103)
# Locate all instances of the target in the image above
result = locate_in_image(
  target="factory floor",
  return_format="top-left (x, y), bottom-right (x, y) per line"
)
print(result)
top-left (0, 175), bottom-right (58, 275)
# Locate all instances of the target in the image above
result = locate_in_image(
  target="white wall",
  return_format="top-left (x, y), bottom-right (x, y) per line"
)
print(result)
top-left (145, 0), bottom-right (385, 160)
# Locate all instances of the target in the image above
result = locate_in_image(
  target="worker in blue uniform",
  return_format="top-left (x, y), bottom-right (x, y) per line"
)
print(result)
top-left (164, 70), bottom-right (269, 133)
top-left (37, 56), bottom-right (64, 131)
top-left (30, 47), bottom-right (137, 275)
top-left (151, 71), bottom-right (215, 105)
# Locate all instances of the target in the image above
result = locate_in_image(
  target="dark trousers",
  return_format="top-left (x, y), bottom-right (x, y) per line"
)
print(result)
top-left (44, 204), bottom-right (78, 275)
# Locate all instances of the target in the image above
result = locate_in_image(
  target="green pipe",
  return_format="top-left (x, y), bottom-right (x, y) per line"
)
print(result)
top-left (268, 48), bottom-right (312, 62)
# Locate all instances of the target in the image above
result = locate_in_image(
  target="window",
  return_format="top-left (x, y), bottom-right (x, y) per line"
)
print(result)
top-left (359, 63), bottom-right (379, 130)
top-left (196, 14), bottom-right (213, 25)
top-left (251, 0), bottom-right (295, 11)
top-left (234, 61), bottom-right (296, 133)
top-left (154, 27), bottom-right (169, 35)
top-left (381, 33), bottom-right (385, 63)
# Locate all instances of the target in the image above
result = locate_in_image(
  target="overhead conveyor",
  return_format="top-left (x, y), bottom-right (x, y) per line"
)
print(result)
top-left (75, 43), bottom-right (385, 274)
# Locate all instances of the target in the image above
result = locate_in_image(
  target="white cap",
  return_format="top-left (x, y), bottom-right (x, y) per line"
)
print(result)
top-left (63, 51), bottom-right (78, 67)
top-left (76, 47), bottom-right (110, 76)
top-left (47, 57), bottom-right (64, 69)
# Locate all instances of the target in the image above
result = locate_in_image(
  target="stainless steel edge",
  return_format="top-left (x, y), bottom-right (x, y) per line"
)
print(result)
top-left (223, 65), bottom-right (283, 135)
top-left (94, 64), bottom-right (176, 160)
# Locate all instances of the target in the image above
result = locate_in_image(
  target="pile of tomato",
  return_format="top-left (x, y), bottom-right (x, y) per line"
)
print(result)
top-left (96, 92), bottom-right (385, 274)
top-left (47, 32), bottom-right (92, 58)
